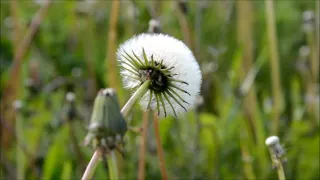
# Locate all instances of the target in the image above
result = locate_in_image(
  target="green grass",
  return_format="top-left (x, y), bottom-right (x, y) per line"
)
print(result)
top-left (0, 0), bottom-right (319, 179)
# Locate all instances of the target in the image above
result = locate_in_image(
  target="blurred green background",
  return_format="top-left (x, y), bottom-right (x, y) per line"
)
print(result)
top-left (0, 0), bottom-right (319, 179)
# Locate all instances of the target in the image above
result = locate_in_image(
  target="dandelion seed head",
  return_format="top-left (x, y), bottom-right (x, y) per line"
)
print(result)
top-left (265, 136), bottom-right (279, 146)
top-left (117, 33), bottom-right (202, 116)
top-left (266, 136), bottom-right (286, 160)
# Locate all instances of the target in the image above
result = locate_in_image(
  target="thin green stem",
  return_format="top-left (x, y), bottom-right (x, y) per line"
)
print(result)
top-left (121, 80), bottom-right (151, 118)
top-left (107, 150), bottom-right (122, 180)
top-left (265, 0), bottom-right (283, 135)
top-left (276, 162), bottom-right (286, 180)
top-left (16, 111), bottom-right (25, 180)
top-left (153, 112), bottom-right (168, 180)
top-left (138, 112), bottom-right (149, 180)
top-left (267, 147), bottom-right (286, 180)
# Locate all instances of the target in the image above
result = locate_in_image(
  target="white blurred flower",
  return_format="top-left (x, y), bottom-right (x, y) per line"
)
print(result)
top-left (265, 136), bottom-right (286, 160)
top-left (117, 33), bottom-right (202, 117)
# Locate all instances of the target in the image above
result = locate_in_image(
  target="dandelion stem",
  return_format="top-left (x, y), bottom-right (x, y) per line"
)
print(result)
top-left (106, 0), bottom-right (121, 94)
top-left (81, 149), bottom-right (101, 180)
top-left (16, 109), bottom-right (25, 180)
top-left (276, 162), bottom-right (286, 180)
top-left (138, 111), bottom-right (149, 180)
top-left (267, 147), bottom-right (286, 180)
top-left (121, 80), bottom-right (151, 118)
top-left (107, 150), bottom-right (123, 180)
top-left (153, 112), bottom-right (168, 180)
top-left (265, 0), bottom-right (283, 135)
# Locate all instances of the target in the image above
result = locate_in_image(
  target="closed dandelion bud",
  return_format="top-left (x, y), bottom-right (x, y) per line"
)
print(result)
top-left (117, 33), bottom-right (202, 117)
top-left (84, 88), bottom-right (127, 148)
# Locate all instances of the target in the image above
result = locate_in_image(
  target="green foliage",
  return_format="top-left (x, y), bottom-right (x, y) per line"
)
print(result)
top-left (0, 0), bottom-right (319, 179)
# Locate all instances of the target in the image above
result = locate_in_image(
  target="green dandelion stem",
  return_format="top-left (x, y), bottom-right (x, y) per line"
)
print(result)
top-left (121, 80), bottom-right (151, 118)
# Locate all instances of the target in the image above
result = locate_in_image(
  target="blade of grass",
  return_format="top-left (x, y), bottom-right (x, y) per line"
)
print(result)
top-left (176, 0), bottom-right (193, 51)
top-left (105, 0), bottom-right (121, 101)
top-left (0, 0), bottom-right (52, 147)
top-left (265, 0), bottom-right (283, 135)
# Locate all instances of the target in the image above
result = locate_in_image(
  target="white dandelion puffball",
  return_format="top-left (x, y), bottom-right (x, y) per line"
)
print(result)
top-left (117, 33), bottom-right (202, 117)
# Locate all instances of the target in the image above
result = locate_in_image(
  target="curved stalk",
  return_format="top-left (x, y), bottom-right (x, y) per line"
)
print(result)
top-left (121, 80), bottom-right (151, 118)
top-left (81, 150), bottom-right (101, 180)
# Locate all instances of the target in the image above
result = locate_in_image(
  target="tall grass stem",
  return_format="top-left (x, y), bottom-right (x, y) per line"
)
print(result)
top-left (153, 112), bottom-right (168, 180)
top-left (265, 0), bottom-right (283, 135)
top-left (138, 111), bottom-right (149, 180)
top-left (106, 0), bottom-right (121, 96)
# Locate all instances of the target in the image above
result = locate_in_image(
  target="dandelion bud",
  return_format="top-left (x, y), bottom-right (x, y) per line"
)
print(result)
top-left (84, 88), bottom-right (127, 148)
